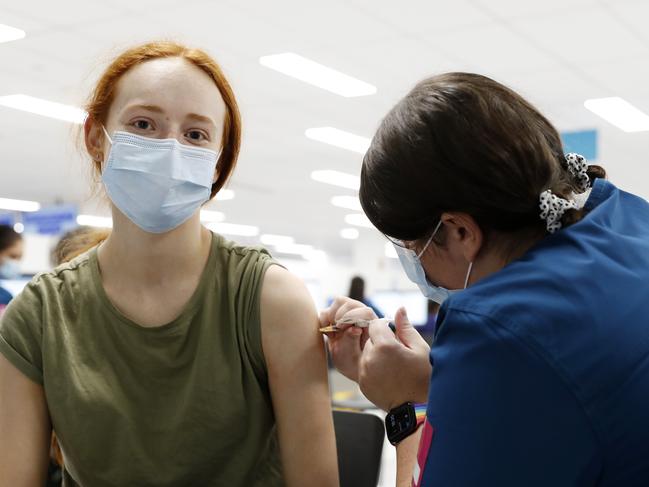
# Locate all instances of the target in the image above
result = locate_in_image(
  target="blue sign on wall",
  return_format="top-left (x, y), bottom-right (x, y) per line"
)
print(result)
top-left (560, 129), bottom-right (597, 161)
top-left (0, 213), bottom-right (15, 227)
top-left (22, 204), bottom-right (78, 235)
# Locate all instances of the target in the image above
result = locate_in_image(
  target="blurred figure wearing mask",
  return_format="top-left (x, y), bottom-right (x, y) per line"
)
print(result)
top-left (0, 225), bottom-right (24, 309)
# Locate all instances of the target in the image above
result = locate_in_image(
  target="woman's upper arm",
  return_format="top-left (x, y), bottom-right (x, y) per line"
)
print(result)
top-left (260, 265), bottom-right (339, 487)
top-left (0, 352), bottom-right (51, 486)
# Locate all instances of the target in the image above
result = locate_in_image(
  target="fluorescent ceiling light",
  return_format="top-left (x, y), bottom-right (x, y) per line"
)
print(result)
top-left (385, 242), bottom-right (398, 259)
top-left (584, 97), bottom-right (649, 132)
top-left (331, 195), bottom-right (362, 211)
top-left (259, 52), bottom-right (376, 97)
top-left (0, 197), bottom-right (40, 212)
top-left (0, 94), bottom-right (87, 124)
top-left (77, 214), bottom-right (113, 228)
top-left (260, 234), bottom-right (295, 246)
top-left (205, 222), bottom-right (259, 237)
top-left (306, 127), bottom-right (371, 154)
top-left (200, 210), bottom-right (225, 223)
top-left (340, 228), bottom-right (359, 240)
top-left (216, 189), bottom-right (235, 200)
top-left (0, 24), bottom-right (26, 44)
top-left (311, 170), bottom-right (360, 190)
top-left (274, 242), bottom-right (314, 255)
top-left (345, 213), bottom-right (373, 229)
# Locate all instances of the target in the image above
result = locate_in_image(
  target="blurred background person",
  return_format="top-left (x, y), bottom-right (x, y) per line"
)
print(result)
top-left (347, 275), bottom-right (383, 318)
top-left (0, 225), bottom-right (24, 308)
top-left (51, 226), bottom-right (110, 267)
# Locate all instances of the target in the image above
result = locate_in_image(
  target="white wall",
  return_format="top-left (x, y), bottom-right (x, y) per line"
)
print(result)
top-left (280, 231), bottom-right (418, 311)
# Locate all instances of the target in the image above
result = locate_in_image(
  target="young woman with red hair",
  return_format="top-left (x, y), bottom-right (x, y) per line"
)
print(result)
top-left (0, 41), bottom-right (338, 487)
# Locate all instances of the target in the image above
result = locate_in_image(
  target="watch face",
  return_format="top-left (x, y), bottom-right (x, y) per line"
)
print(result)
top-left (385, 403), bottom-right (416, 444)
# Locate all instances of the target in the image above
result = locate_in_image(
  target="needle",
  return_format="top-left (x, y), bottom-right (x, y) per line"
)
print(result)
top-left (319, 317), bottom-right (391, 333)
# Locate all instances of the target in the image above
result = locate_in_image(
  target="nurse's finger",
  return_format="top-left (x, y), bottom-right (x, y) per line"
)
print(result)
top-left (334, 300), bottom-right (374, 322)
top-left (360, 327), bottom-right (371, 350)
top-left (318, 296), bottom-right (350, 326)
top-left (367, 318), bottom-right (400, 346)
top-left (361, 335), bottom-right (374, 358)
top-left (394, 307), bottom-right (429, 352)
top-left (328, 326), bottom-right (364, 381)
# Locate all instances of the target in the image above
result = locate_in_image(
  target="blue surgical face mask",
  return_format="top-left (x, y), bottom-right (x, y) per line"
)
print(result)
top-left (101, 128), bottom-right (220, 234)
top-left (0, 258), bottom-right (22, 280)
top-left (393, 221), bottom-right (473, 305)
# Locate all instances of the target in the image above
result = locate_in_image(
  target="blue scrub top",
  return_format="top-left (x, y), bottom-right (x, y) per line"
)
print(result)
top-left (419, 180), bottom-right (649, 486)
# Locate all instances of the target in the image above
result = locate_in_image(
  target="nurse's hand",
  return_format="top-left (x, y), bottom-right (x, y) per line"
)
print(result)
top-left (359, 307), bottom-right (432, 411)
top-left (319, 297), bottom-right (374, 382)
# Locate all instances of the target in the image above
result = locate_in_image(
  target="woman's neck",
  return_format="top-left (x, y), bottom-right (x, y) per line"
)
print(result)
top-left (98, 210), bottom-right (212, 284)
top-left (471, 232), bottom-right (543, 285)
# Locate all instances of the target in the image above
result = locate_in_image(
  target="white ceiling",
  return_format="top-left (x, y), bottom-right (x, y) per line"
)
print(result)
top-left (1, 0), bottom-right (649, 258)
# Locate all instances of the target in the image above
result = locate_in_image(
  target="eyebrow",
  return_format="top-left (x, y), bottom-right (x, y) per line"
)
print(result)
top-left (186, 113), bottom-right (217, 128)
top-left (126, 104), bottom-right (165, 113)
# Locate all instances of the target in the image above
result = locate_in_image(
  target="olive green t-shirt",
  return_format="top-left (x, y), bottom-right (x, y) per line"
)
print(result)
top-left (0, 232), bottom-right (284, 486)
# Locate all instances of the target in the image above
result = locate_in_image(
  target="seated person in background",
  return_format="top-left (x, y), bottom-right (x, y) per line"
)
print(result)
top-left (51, 226), bottom-right (111, 266)
top-left (0, 225), bottom-right (24, 309)
top-left (348, 275), bottom-right (383, 318)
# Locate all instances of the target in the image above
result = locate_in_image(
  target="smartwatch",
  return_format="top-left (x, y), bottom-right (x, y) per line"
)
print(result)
top-left (385, 402), bottom-right (427, 445)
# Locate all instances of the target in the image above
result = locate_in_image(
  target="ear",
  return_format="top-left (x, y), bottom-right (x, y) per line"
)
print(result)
top-left (84, 116), bottom-right (106, 167)
top-left (439, 212), bottom-right (484, 263)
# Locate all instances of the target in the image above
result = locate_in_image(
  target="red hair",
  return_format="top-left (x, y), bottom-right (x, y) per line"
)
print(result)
top-left (85, 41), bottom-right (241, 198)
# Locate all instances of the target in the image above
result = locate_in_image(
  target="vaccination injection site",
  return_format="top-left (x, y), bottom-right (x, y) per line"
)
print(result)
top-left (1, 0), bottom-right (649, 486)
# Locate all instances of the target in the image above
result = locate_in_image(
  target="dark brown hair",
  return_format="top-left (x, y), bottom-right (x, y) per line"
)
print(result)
top-left (0, 225), bottom-right (22, 253)
top-left (348, 276), bottom-right (366, 302)
top-left (360, 72), bottom-right (606, 244)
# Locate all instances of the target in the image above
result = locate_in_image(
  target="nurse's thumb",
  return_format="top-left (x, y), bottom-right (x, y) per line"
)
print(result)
top-left (394, 307), bottom-right (427, 351)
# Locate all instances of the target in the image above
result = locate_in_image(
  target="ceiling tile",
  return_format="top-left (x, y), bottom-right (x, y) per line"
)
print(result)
top-left (349, 0), bottom-right (493, 34)
top-left (472, 0), bottom-right (596, 20)
top-left (514, 5), bottom-right (649, 64)
top-left (421, 23), bottom-right (559, 72)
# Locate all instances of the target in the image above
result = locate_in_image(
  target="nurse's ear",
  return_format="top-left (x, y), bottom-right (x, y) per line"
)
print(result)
top-left (439, 212), bottom-right (484, 263)
top-left (84, 116), bottom-right (107, 169)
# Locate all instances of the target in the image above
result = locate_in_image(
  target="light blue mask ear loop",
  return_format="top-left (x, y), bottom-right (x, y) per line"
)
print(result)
top-left (463, 261), bottom-right (473, 289)
top-left (416, 220), bottom-right (443, 259)
top-left (417, 220), bottom-right (474, 290)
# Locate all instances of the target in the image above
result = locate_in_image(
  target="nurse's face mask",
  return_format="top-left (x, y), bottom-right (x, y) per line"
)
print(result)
top-left (392, 221), bottom-right (473, 305)
top-left (101, 126), bottom-right (220, 234)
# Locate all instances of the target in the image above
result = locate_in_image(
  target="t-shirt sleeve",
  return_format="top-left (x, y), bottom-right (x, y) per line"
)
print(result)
top-left (0, 280), bottom-right (44, 384)
top-left (416, 309), bottom-right (603, 486)
top-left (230, 247), bottom-right (278, 383)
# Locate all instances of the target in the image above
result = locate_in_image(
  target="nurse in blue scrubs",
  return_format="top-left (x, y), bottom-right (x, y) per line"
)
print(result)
top-left (322, 73), bottom-right (649, 486)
